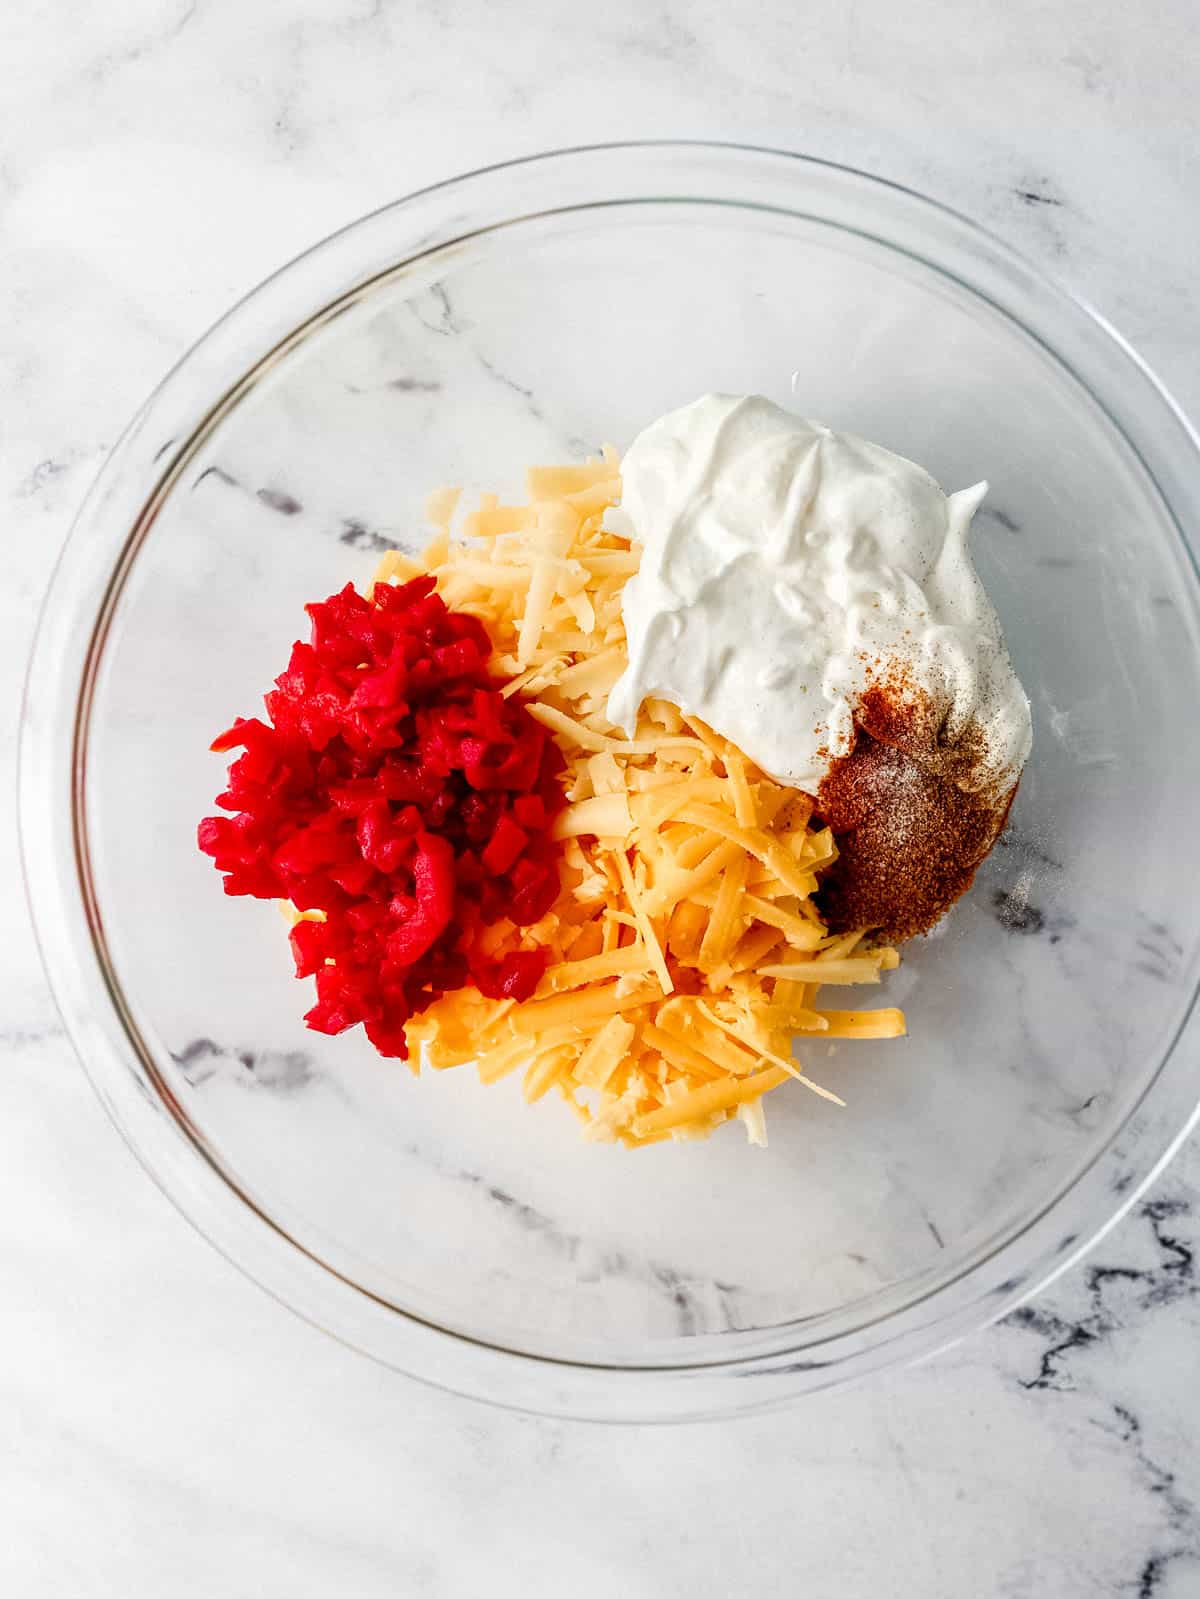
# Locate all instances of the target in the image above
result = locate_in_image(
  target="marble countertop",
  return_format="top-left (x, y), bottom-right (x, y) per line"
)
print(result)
top-left (5, 2), bottom-right (1200, 1593)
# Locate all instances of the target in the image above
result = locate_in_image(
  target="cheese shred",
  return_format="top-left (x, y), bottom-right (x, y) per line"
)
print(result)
top-left (383, 454), bottom-right (905, 1146)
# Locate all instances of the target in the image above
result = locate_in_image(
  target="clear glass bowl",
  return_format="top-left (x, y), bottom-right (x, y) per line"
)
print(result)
top-left (21, 143), bottom-right (1200, 1420)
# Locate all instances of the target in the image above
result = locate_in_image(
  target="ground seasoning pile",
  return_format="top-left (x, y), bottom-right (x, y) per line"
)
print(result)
top-left (816, 675), bottom-right (1019, 941)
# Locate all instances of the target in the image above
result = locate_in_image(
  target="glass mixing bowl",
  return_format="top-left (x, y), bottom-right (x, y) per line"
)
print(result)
top-left (21, 143), bottom-right (1200, 1420)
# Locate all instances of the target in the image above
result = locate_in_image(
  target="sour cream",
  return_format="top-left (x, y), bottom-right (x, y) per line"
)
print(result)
top-left (607, 394), bottom-right (1032, 793)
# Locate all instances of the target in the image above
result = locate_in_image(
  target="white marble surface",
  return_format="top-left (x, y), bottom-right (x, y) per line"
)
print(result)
top-left (5, 1), bottom-right (1200, 1593)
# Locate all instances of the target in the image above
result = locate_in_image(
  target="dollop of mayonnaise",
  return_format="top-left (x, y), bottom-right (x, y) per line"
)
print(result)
top-left (607, 394), bottom-right (1032, 793)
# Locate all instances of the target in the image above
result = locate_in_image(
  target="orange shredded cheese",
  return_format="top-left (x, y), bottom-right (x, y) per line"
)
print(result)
top-left (387, 454), bottom-right (905, 1146)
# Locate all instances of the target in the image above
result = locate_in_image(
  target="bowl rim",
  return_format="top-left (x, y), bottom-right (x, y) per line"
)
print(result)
top-left (20, 139), bottom-right (1200, 1421)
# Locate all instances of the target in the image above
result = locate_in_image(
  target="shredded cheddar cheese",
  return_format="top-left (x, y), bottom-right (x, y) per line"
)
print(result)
top-left (379, 454), bottom-right (905, 1146)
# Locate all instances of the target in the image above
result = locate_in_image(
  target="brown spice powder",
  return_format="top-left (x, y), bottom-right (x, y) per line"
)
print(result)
top-left (815, 671), bottom-right (1018, 941)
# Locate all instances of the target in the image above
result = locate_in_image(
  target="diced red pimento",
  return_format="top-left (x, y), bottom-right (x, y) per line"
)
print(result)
top-left (198, 575), bottom-right (565, 1057)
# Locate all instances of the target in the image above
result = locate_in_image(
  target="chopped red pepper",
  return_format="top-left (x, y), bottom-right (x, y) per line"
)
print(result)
top-left (481, 814), bottom-right (530, 877)
top-left (469, 948), bottom-right (550, 1002)
top-left (199, 577), bottom-right (565, 1057)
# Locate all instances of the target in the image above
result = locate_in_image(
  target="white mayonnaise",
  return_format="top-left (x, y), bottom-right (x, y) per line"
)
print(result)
top-left (607, 394), bottom-right (1032, 793)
